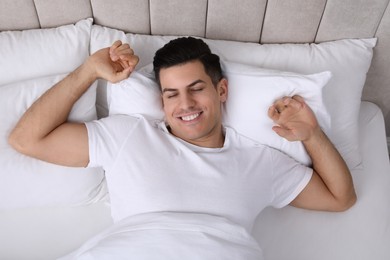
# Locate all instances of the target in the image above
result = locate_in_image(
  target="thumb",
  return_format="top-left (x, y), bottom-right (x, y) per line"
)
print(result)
top-left (292, 95), bottom-right (305, 103)
top-left (272, 126), bottom-right (296, 141)
top-left (109, 67), bottom-right (133, 83)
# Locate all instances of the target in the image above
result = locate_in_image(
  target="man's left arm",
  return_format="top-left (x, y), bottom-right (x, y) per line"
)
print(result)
top-left (268, 95), bottom-right (356, 211)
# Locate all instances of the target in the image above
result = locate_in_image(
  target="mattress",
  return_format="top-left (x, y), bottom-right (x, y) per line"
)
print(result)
top-left (0, 101), bottom-right (389, 260)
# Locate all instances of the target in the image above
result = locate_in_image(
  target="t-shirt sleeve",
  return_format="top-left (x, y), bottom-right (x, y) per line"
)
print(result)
top-left (85, 115), bottom-right (140, 169)
top-left (269, 148), bottom-right (313, 208)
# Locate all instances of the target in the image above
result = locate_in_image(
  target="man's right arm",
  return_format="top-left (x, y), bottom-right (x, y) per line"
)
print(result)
top-left (8, 41), bottom-right (138, 167)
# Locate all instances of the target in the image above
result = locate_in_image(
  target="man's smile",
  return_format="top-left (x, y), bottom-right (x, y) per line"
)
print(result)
top-left (180, 112), bottom-right (202, 121)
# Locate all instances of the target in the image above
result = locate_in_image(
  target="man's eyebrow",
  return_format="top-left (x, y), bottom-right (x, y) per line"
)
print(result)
top-left (162, 79), bottom-right (206, 93)
top-left (187, 79), bottom-right (205, 88)
top-left (162, 88), bottom-right (177, 93)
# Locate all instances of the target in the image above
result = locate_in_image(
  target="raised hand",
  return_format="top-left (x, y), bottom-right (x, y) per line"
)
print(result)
top-left (268, 95), bottom-right (320, 142)
top-left (87, 40), bottom-right (139, 83)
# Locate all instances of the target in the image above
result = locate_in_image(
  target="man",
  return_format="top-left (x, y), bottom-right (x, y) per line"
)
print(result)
top-left (9, 37), bottom-right (356, 255)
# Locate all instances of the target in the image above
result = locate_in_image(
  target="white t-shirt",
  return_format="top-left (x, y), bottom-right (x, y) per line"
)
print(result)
top-left (86, 114), bottom-right (312, 231)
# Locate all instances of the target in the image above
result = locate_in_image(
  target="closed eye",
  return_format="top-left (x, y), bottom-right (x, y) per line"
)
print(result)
top-left (162, 88), bottom-right (178, 99)
top-left (165, 93), bottom-right (178, 99)
top-left (191, 87), bottom-right (204, 92)
top-left (164, 91), bottom-right (178, 99)
top-left (190, 83), bottom-right (205, 92)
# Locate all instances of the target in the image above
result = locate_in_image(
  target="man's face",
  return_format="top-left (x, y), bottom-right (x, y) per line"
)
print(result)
top-left (159, 60), bottom-right (228, 148)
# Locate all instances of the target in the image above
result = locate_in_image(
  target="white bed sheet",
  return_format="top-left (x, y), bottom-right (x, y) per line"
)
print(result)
top-left (0, 101), bottom-right (389, 260)
top-left (0, 201), bottom-right (112, 260)
top-left (58, 212), bottom-right (264, 260)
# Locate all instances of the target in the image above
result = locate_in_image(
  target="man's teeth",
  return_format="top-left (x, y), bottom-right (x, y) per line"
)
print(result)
top-left (181, 113), bottom-right (200, 121)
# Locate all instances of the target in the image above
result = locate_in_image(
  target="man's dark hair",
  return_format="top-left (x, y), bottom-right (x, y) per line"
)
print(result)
top-left (153, 37), bottom-right (223, 87)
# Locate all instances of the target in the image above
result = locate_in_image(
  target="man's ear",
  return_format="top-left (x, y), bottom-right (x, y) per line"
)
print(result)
top-left (218, 78), bottom-right (228, 103)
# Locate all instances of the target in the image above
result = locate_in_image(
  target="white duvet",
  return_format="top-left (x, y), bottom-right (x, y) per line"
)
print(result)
top-left (58, 212), bottom-right (263, 260)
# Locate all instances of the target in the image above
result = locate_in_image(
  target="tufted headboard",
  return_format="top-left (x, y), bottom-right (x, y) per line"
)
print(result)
top-left (1, 0), bottom-right (390, 138)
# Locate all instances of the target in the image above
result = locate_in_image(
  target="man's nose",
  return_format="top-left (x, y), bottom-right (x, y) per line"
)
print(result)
top-left (179, 93), bottom-right (195, 109)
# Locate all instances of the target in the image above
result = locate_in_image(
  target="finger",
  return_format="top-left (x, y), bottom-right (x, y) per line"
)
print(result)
top-left (109, 67), bottom-right (132, 83)
top-left (292, 95), bottom-right (305, 103)
top-left (272, 125), bottom-right (288, 137)
top-left (109, 40), bottom-right (122, 54)
top-left (268, 105), bottom-right (280, 121)
top-left (116, 66), bottom-right (133, 80)
top-left (113, 50), bottom-right (136, 65)
top-left (111, 44), bottom-right (134, 56)
top-left (282, 96), bottom-right (290, 103)
top-left (115, 46), bottom-right (134, 58)
top-left (118, 59), bottom-right (130, 69)
top-left (274, 99), bottom-right (287, 114)
top-left (119, 55), bottom-right (139, 70)
top-left (127, 55), bottom-right (139, 68)
top-left (293, 96), bottom-right (316, 118)
top-left (114, 55), bottom-right (133, 69)
top-left (117, 53), bottom-right (137, 63)
top-left (110, 41), bottom-right (126, 61)
top-left (272, 126), bottom-right (296, 141)
top-left (285, 96), bottom-right (304, 111)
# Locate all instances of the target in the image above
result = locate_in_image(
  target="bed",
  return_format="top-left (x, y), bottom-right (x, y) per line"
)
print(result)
top-left (0, 0), bottom-right (389, 259)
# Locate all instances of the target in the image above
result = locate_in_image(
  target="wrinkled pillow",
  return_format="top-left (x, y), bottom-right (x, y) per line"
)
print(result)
top-left (109, 65), bottom-right (164, 120)
top-left (0, 18), bottom-right (92, 86)
top-left (109, 62), bottom-right (331, 165)
top-left (0, 18), bottom-right (108, 209)
top-left (222, 61), bottom-right (331, 165)
top-left (0, 76), bottom-right (106, 209)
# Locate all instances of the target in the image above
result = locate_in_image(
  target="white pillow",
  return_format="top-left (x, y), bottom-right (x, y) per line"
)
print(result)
top-left (0, 75), bottom-right (107, 210)
top-left (91, 27), bottom-right (375, 169)
top-left (109, 65), bottom-right (164, 120)
top-left (0, 18), bottom-right (92, 86)
top-left (0, 18), bottom-right (108, 209)
top-left (222, 61), bottom-right (332, 165)
top-left (90, 25), bottom-right (128, 54)
top-left (109, 63), bottom-right (331, 166)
